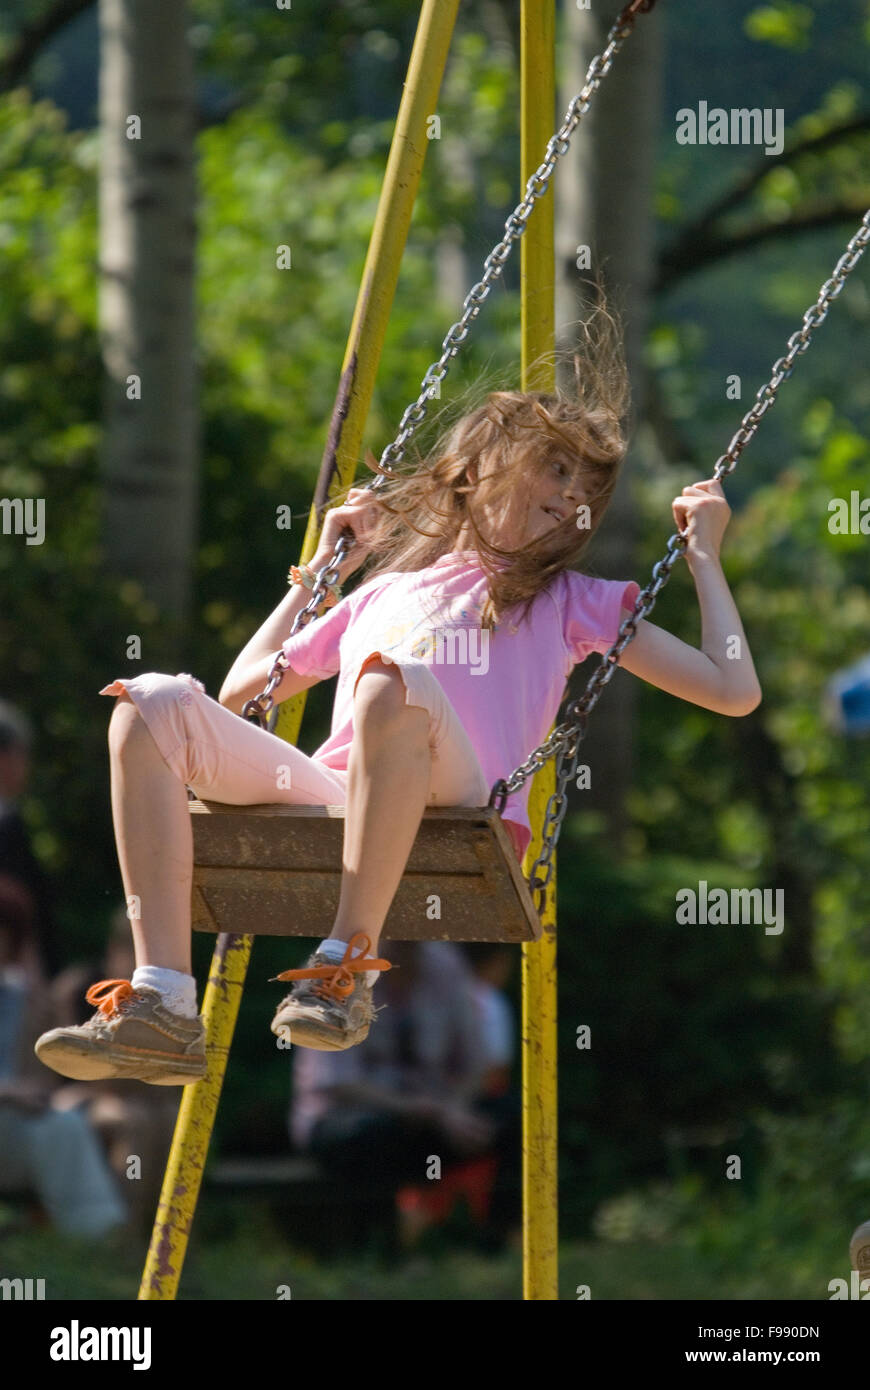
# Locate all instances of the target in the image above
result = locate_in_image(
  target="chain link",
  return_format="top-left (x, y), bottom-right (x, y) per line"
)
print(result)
top-left (241, 0), bottom-right (657, 730)
top-left (377, 0), bottom-right (658, 473)
top-left (514, 207), bottom-right (870, 913)
top-left (241, 539), bottom-right (351, 724)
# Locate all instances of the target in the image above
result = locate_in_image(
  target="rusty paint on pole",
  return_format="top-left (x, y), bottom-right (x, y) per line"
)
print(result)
top-left (520, 0), bottom-right (559, 1302)
top-left (277, 0), bottom-right (463, 746)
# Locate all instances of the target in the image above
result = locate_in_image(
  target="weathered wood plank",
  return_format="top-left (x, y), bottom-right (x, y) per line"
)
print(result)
top-left (189, 800), bottom-right (541, 942)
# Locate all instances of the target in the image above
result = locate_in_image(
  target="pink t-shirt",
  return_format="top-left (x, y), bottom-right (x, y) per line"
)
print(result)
top-left (281, 551), bottom-right (639, 862)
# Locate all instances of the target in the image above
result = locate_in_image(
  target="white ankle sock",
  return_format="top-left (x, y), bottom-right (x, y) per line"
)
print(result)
top-left (131, 966), bottom-right (198, 1018)
top-left (316, 938), bottom-right (380, 989)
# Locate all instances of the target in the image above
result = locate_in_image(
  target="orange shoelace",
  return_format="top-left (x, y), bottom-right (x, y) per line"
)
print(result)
top-left (271, 932), bottom-right (392, 1001)
top-left (86, 978), bottom-right (139, 1017)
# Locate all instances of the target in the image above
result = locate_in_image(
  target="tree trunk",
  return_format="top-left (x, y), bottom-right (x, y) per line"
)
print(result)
top-left (555, 1), bottom-right (663, 848)
top-left (98, 0), bottom-right (198, 650)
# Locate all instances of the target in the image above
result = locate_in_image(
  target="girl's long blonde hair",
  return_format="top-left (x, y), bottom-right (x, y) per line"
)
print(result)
top-left (341, 294), bottom-right (631, 630)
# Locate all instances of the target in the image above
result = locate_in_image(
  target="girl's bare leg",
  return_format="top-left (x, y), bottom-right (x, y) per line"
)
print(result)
top-left (330, 657), bottom-right (431, 954)
top-left (106, 658), bottom-right (430, 973)
top-left (107, 691), bottom-right (193, 974)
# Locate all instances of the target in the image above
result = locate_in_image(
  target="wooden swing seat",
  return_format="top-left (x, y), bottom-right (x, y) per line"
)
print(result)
top-left (189, 799), bottom-right (541, 942)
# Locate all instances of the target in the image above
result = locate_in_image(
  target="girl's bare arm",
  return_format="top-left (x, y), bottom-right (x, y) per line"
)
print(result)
top-left (218, 488), bottom-right (380, 715)
top-left (218, 580), bottom-right (327, 715)
top-left (614, 480), bottom-right (762, 717)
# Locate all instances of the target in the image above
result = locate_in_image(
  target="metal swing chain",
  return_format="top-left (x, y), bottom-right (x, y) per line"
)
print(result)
top-left (503, 207), bottom-right (870, 914)
top-left (241, 0), bottom-right (658, 727)
top-left (375, 0), bottom-right (659, 475)
top-left (241, 535), bottom-right (347, 722)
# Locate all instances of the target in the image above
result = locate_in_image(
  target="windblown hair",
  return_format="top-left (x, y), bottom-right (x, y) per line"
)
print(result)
top-left (341, 294), bottom-right (631, 631)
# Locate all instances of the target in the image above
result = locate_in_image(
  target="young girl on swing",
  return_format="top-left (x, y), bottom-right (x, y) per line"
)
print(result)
top-left (35, 311), bottom-right (761, 1082)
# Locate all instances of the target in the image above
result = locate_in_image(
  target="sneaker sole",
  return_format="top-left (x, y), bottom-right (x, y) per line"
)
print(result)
top-left (35, 1034), bottom-right (206, 1086)
top-left (270, 1013), bottom-right (369, 1052)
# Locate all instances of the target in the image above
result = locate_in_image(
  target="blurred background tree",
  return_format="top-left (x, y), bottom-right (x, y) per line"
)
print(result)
top-left (98, 0), bottom-right (199, 646)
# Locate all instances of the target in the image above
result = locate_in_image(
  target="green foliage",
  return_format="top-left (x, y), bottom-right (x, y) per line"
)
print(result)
top-left (589, 1093), bottom-right (870, 1297)
top-left (623, 422), bottom-right (870, 1070)
top-left (555, 821), bottom-right (850, 1229)
top-left (745, 3), bottom-right (816, 50)
top-left (0, 92), bottom-right (151, 948)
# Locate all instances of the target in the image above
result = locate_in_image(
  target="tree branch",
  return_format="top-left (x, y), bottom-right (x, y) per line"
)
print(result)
top-left (730, 711), bottom-right (820, 978)
top-left (0, 0), bottom-right (96, 95)
top-left (684, 116), bottom-right (870, 245)
top-left (643, 371), bottom-right (699, 471)
top-left (655, 197), bottom-right (870, 294)
top-left (195, 93), bottom-right (247, 131)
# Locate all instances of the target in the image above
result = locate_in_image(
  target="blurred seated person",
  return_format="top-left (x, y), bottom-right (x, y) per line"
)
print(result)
top-left (0, 875), bottom-right (127, 1238)
top-left (289, 940), bottom-right (520, 1245)
top-left (461, 942), bottom-right (521, 1244)
top-left (49, 904), bottom-right (180, 1234)
top-left (0, 698), bottom-right (59, 975)
top-left (462, 942), bottom-right (516, 1099)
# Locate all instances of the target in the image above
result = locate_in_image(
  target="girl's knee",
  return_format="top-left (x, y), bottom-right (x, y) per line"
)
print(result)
top-left (355, 653), bottom-right (398, 683)
top-left (108, 692), bottom-right (141, 730)
top-left (107, 674), bottom-right (177, 745)
top-left (107, 698), bottom-right (149, 756)
top-left (354, 655), bottom-right (407, 708)
top-left (354, 660), bottom-right (430, 737)
top-left (108, 673), bottom-right (198, 725)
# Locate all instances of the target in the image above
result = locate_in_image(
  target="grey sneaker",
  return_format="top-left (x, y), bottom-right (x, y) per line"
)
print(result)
top-left (35, 979), bottom-right (206, 1086)
top-left (270, 933), bottom-right (392, 1052)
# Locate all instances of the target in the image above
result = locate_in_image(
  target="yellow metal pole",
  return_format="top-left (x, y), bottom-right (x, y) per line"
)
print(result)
top-left (280, 0), bottom-right (465, 741)
top-left (139, 934), bottom-right (249, 1298)
top-left (139, 0), bottom-right (462, 1300)
top-left (520, 0), bottom-right (559, 1301)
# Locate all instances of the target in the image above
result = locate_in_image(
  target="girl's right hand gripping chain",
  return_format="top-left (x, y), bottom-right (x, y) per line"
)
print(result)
top-left (311, 487), bottom-right (381, 581)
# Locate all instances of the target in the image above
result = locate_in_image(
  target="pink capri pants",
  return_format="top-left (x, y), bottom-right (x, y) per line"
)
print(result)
top-left (98, 664), bottom-right (494, 814)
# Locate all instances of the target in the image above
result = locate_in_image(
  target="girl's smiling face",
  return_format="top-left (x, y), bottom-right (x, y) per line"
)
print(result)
top-left (523, 453), bottom-right (588, 545)
top-left (479, 451), bottom-right (589, 551)
top-left (453, 442), bottom-right (603, 557)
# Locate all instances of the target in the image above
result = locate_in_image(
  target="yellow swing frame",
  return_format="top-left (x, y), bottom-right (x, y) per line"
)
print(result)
top-left (140, 0), bottom-right (561, 1301)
